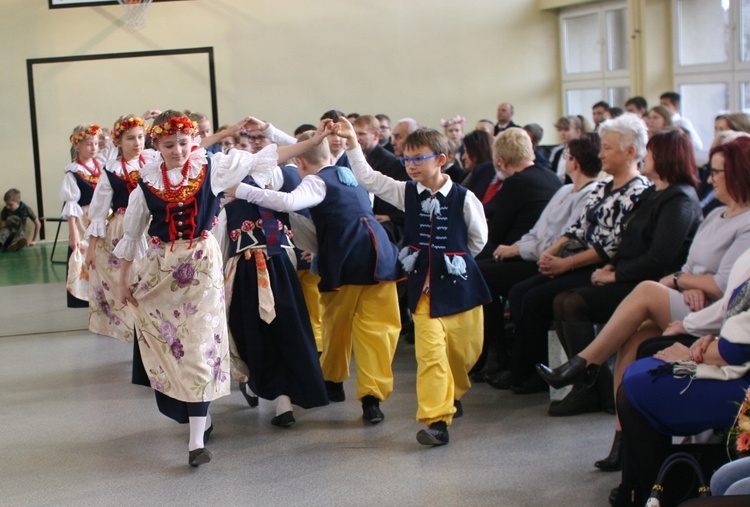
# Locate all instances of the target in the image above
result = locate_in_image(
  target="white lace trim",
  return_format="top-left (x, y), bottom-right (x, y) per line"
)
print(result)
top-left (139, 147), bottom-right (208, 191)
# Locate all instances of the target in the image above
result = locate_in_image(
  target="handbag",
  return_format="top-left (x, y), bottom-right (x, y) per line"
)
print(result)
top-left (558, 237), bottom-right (587, 258)
top-left (646, 452), bottom-right (711, 507)
top-left (727, 387), bottom-right (750, 461)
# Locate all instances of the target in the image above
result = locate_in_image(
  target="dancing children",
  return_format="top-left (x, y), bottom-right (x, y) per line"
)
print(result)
top-left (113, 110), bottom-right (325, 466)
top-left (334, 118), bottom-right (490, 446)
top-left (85, 113), bottom-right (160, 341)
top-left (1, 189), bottom-right (41, 251)
top-left (216, 132), bottom-right (328, 428)
top-left (226, 128), bottom-right (402, 426)
top-left (61, 124), bottom-right (104, 308)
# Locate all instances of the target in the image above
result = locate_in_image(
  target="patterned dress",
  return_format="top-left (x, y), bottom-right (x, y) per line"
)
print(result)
top-left (113, 145), bottom-right (277, 417)
top-left (86, 151), bottom-right (157, 342)
top-left (60, 160), bottom-right (101, 307)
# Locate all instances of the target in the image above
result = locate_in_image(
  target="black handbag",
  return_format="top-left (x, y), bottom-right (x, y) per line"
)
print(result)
top-left (646, 452), bottom-right (711, 506)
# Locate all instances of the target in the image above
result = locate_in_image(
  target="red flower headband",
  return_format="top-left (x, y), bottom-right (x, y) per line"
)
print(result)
top-left (150, 116), bottom-right (198, 140)
top-left (113, 117), bottom-right (146, 139)
top-left (70, 125), bottom-right (102, 145)
top-left (440, 116), bottom-right (466, 128)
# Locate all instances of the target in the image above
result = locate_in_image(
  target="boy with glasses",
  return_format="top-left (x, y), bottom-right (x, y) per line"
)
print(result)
top-left (334, 118), bottom-right (491, 446)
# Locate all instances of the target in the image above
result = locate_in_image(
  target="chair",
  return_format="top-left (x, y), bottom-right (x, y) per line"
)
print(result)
top-left (40, 216), bottom-right (66, 264)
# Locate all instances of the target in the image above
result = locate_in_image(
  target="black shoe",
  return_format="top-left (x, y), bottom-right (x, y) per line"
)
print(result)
top-left (595, 431), bottom-right (623, 472)
top-left (536, 355), bottom-right (599, 389)
top-left (325, 381), bottom-right (346, 402)
top-left (486, 370), bottom-right (514, 390)
top-left (510, 374), bottom-right (548, 395)
top-left (469, 371), bottom-right (487, 383)
top-left (548, 384), bottom-right (600, 417)
top-left (203, 424), bottom-right (213, 444)
top-left (417, 421), bottom-right (449, 446)
top-left (399, 321), bottom-right (415, 344)
top-left (453, 400), bottom-right (463, 418)
top-left (271, 411), bottom-right (296, 428)
top-left (361, 395), bottom-right (384, 424)
top-left (188, 447), bottom-right (212, 467)
top-left (239, 382), bottom-right (259, 407)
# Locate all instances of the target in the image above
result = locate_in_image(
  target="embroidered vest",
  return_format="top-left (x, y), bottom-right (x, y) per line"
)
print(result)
top-left (402, 182), bottom-right (490, 317)
top-left (72, 172), bottom-right (96, 207)
top-left (138, 163), bottom-right (218, 243)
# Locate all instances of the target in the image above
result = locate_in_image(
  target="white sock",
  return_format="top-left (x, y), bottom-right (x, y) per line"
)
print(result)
top-left (188, 416), bottom-right (207, 452)
top-left (206, 411), bottom-right (212, 429)
top-left (275, 395), bottom-right (292, 416)
top-left (244, 384), bottom-right (257, 397)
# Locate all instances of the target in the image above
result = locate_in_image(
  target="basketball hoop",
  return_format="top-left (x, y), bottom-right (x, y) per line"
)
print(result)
top-left (117, 0), bottom-right (153, 32)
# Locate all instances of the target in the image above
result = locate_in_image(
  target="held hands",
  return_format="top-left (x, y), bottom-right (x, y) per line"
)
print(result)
top-left (332, 116), bottom-right (358, 148)
top-left (224, 183), bottom-right (241, 199)
top-left (591, 265), bottom-right (616, 286)
top-left (683, 288), bottom-right (707, 311)
top-left (141, 109), bottom-right (161, 120)
top-left (653, 342), bottom-right (690, 363)
top-left (538, 253), bottom-right (570, 278)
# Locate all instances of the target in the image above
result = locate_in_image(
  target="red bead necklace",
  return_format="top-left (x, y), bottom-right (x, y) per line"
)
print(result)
top-left (121, 154), bottom-right (145, 194)
top-left (160, 158), bottom-right (191, 202)
top-left (77, 157), bottom-right (102, 179)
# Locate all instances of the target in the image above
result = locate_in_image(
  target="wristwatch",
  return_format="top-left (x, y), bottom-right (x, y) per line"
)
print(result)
top-left (673, 271), bottom-right (683, 291)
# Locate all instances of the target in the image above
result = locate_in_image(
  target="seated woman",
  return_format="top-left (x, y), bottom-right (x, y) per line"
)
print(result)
top-left (474, 133), bottom-right (600, 384)
top-left (548, 115), bottom-right (590, 183)
top-left (645, 105), bottom-right (673, 138)
top-left (459, 129), bottom-right (498, 219)
top-left (505, 114), bottom-right (651, 394)
top-left (480, 127), bottom-right (562, 259)
top-left (538, 136), bottom-right (750, 472)
top-left (611, 246), bottom-right (750, 506)
top-left (549, 129), bottom-right (703, 417)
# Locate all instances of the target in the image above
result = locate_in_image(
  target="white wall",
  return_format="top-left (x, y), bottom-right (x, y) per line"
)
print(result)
top-left (2, 0), bottom-right (562, 232)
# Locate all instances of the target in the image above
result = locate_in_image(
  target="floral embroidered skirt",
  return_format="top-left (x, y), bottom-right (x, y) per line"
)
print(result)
top-left (129, 234), bottom-right (230, 403)
top-left (88, 213), bottom-right (135, 342)
top-left (66, 207), bottom-right (90, 304)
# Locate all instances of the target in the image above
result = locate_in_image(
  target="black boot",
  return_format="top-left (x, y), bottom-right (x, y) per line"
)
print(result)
top-left (548, 383), bottom-right (600, 416)
top-left (595, 430), bottom-right (623, 471)
top-left (536, 355), bottom-right (599, 389)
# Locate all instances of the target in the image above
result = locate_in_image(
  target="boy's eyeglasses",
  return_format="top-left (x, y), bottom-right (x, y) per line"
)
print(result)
top-left (248, 135), bottom-right (266, 142)
top-left (399, 154), bottom-right (439, 167)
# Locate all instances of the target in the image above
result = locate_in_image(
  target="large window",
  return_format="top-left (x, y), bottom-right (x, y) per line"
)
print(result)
top-left (673, 0), bottom-right (750, 159)
top-left (560, 1), bottom-right (630, 121)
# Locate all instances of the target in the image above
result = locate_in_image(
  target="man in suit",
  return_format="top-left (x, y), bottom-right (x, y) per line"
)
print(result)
top-left (494, 102), bottom-right (518, 135)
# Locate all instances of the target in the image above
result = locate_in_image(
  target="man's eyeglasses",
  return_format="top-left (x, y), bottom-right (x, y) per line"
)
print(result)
top-left (398, 154), bottom-right (439, 166)
top-left (248, 135), bottom-right (266, 142)
top-left (710, 168), bottom-right (725, 178)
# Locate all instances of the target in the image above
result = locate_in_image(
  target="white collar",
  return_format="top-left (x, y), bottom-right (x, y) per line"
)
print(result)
top-left (416, 176), bottom-right (453, 197)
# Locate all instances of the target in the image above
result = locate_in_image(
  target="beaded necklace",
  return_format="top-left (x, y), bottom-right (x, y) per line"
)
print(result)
top-left (77, 157), bottom-right (102, 179)
top-left (160, 158), bottom-right (191, 202)
top-left (120, 154), bottom-right (145, 194)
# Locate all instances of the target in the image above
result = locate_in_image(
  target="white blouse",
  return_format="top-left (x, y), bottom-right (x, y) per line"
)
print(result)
top-left (113, 144), bottom-right (278, 261)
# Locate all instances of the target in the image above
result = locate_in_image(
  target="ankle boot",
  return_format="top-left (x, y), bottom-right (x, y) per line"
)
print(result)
top-left (595, 430), bottom-right (623, 472)
top-left (548, 383), bottom-right (600, 416)
top-left (536, 355), bottom-right (599, 389)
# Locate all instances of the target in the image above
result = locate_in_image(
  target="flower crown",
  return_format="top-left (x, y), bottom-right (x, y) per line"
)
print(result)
top-left (440, 116), bottom-right (466, 128)
top-left (70, 125), bottom-right (102, 145)
top-left (113, 117), bottom-right (146, 139)
top-left (149, 116), bottom-right (198, 140)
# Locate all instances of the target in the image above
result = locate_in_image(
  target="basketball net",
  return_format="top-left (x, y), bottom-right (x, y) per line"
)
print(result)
top-left (117, 0), bottom-right (154, 32)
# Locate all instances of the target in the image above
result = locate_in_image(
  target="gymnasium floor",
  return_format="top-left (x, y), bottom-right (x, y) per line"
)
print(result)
top-left (0, 242), bottom-right (617, 506)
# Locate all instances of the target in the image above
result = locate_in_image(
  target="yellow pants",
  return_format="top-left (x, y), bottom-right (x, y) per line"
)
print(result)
top-left (319, 282), bottom-right (400, 401)
top-left (413, 295), bottom-right (483, 427)
top-left (297, 269), bottom-right (323, 352)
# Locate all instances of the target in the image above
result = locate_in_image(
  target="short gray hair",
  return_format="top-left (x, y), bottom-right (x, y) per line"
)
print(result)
top-left (395, 118), bottom-right (419, 134)
top-left (597, 113), bottom-right (648, 162)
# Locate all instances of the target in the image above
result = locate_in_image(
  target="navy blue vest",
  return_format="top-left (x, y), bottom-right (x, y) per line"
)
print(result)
top-left (104, 168), bottom-right (138, 212)
top-left (72, 172), bottom-right (96, 207)
top-left (309, 166), bottom-right (400, 292)
top-left (402, 182), bottom-right (490, 317)
top-left (138, 164), bottom-right (218, 243)
top-left (223, 177), bottom-right (294, 259)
